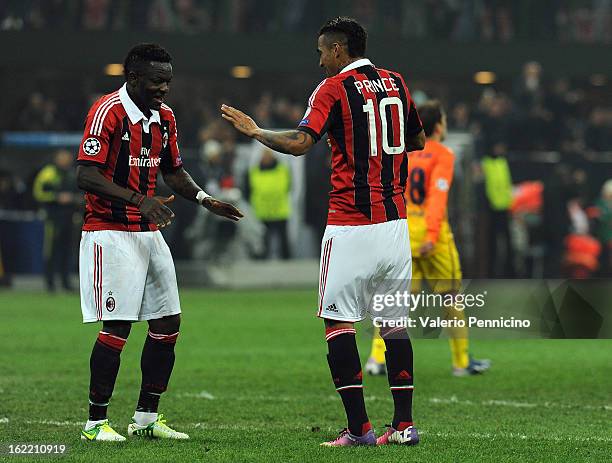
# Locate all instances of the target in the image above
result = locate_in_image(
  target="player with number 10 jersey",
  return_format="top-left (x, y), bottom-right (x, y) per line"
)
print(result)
top-left (297, 58), bottom-right (423, 226)
top-left (221, 17), bottom-right (426, 446)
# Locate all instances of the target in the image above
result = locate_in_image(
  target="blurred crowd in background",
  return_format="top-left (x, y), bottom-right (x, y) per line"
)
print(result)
top-left (1, 0), bottom-right (611, 43)
top-left (6, 61), bottom-right (612, 153)
top-left (0, 1), bottom-right (611, 286)
top-left (1, 56), bottom-right (611, 285)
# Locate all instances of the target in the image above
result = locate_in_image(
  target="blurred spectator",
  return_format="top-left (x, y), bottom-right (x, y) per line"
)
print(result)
top-left (511, 61), bottom-right (556, 150)
top-left (562, 233), bottom-right (601, 278)
top-left (592, 0), bottom-right (612, 43)
top-left (32, 149), bottom-right (80, 291)
top-left (0, 240), bottom-right (8, 286)
top-left (80, 0), bottom-right (112, 30)
top-left (400, 0), bottom-right (427, 38)
top-left (16, 92), bottom-right (60, 131)
top-left (198, 137), bottom-right (237, 195)
top-left (480, 0), bottom-right (514, 42)
top-left (149, 0), bottom-right (210, 32)
top-left (252, 94), bottom-right (274, 129)
top-left (593, 179), bottom-right (612, 275)
top-left (545, 78), bottom-right (582, 151)
top-left (449, 102), bottom-right (471, 131)
top-left (541, 165), bottom-right (573, 277)
top-left (510, 181), bottom-right (544, 277)
top-left (246, 148), bottom-right (292, 260)
top-left (474, 90), bottom-right (512, 155)
top-left (149, 0), bottom-right (177, 31)
top-left (562, 169), bottom-right (601, 278)
top-left (0, 170), bottom-right (26, 210)
top-left (514, 61), bottom-right (545, 112)
top-left (0, 170), bottom-right (23, 286)
top-left (584, 107), bottom-right (612, 151)
top-left (481, 142), bottom-right (515, 277)
top-left (187, 131), bottom-right (246, 262)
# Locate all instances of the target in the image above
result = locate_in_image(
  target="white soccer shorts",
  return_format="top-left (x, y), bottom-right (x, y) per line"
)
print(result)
top-left (79, 230), bottom-right (181, 323)
top-left (317, 218), bottom-right (412, 322)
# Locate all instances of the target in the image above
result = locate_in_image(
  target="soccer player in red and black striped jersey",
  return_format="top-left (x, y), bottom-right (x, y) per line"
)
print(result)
top-left (222, 17), bottom-right (425, 447)
top-left (77, 43), bottom-right (242, 442)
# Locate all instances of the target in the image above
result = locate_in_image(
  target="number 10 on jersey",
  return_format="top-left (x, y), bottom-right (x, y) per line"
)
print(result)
top-left (362, 96), bottom-right (405, 156)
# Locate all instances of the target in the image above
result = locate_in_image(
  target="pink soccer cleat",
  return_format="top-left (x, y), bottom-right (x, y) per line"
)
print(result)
top-left (376, 425), bottom-right (420, 446)
top-left (320, 428), bottom-right (377, 447)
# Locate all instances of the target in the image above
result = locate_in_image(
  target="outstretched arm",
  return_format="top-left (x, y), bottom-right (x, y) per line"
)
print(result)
top-left (162, 167), bottom-right (243, 222)
top-left (162, 167), bottom-right (202, 203)
top-left (221, 104), bottom-right (315, 156)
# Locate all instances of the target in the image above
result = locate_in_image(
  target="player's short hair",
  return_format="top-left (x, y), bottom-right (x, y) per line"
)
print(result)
top-left (123, 43), bottom-right (172, 79)
top-left (319, 17), bottom-right (367, 58)
top-left (418, 100), bottom-right (445, 137)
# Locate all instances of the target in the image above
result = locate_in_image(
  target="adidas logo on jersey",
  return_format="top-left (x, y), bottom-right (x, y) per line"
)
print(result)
top-left (122, 132), bottom-right (130, 141)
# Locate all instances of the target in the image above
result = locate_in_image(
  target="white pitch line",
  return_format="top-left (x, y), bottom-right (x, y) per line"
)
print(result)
top-left (24, 419), bottom-right (82, 426)
top-left (178, 390), bottom-right (215, 400)
top-left (185, 393), bottom-right (611, 412)
top-left (421, 430), bottom-right (612, 443)
top-left (429, 395), bottom-right (612, 411)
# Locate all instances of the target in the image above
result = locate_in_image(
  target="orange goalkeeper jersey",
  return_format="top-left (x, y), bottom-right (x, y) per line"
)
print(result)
top-left (405, 139), bottom-right (455, 247)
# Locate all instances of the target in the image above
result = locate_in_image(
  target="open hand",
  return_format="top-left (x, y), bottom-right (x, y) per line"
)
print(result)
top-left (221, 104), bottom-right (259, 137)
top-left (139, 194), bottom-right (175, 228)
top-left (203, 197), bottom-right (244, 221)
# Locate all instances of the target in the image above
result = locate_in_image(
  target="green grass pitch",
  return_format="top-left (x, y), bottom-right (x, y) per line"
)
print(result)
top-left (0, 289), bottom-right (610, 462)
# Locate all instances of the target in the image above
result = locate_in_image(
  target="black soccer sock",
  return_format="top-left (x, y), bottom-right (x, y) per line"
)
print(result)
top-left (88, 331), bottom-right (127, 421)
top-left (382, 327), bottom-right (414, 430)
top-left (325, 326), bottom-right (371, 436)
top-left (136, 331), bottom-right (179, 413)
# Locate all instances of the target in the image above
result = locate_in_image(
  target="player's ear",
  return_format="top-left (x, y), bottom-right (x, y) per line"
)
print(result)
top-left (126, 70), bottom-right (138, 87)
top-left (333, 42), bottom-right (342, 59)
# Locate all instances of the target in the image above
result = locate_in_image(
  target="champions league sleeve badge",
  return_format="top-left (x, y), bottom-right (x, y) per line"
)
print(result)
top-left (83, 137), bottom-right (102, 156)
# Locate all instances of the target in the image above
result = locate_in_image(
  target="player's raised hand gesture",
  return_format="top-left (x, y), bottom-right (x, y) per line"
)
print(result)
top-left (138, 194), bottom-right (175, 228)
top-left (202, 197), bottom-right (244, 222)
top-left (221, 104), bottom-right (259, 137)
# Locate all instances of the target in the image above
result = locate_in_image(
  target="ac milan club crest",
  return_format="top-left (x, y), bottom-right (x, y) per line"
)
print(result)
top-left (106, 296), bottom-right (116, 312)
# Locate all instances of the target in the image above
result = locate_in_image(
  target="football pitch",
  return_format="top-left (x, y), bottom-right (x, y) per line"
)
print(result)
top-left (0, 289), bottom-right (610, 462)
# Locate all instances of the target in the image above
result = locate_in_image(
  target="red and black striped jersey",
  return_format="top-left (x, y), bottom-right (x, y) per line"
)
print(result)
top-left (297, 58), bottom-right (423, 226)
top-left (76, 84), bottom-right (183, 231)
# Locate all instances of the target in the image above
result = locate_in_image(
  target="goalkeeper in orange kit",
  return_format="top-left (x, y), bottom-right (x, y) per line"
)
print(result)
top-left (366, 100), bottom-right (491, 377)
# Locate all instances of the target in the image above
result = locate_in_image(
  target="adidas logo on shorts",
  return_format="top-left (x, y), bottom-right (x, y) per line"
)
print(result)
top-left (326, 303), bottom-right (339, 313)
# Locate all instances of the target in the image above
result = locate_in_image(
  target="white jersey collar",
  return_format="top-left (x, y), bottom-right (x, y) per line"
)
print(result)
top-left (119, 83), bottom-right (160, 130)
top-left (339, 58), bottom-right (374, 75)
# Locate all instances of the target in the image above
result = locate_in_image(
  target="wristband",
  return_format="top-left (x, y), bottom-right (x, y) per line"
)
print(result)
top-left (196, 190), bottom-right (211, 205)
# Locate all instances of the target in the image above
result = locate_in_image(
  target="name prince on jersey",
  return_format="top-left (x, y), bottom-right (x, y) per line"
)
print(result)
top-left (353, 76), bottom-right (400, 95)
